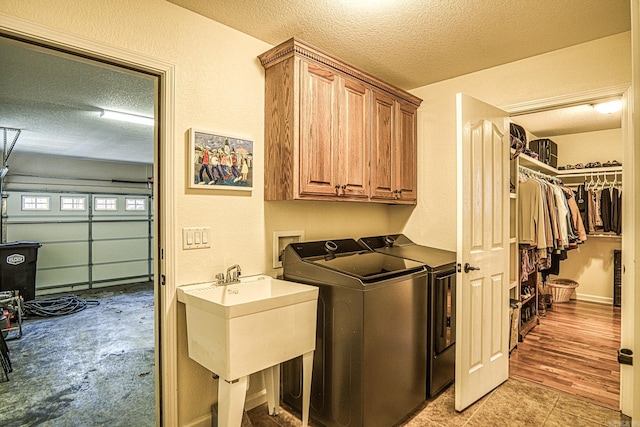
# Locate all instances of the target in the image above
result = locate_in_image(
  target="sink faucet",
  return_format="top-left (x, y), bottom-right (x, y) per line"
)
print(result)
top-left (215, 273), bottom-right (225, 285)
top-left (225, 264), bottom-right (242, 283)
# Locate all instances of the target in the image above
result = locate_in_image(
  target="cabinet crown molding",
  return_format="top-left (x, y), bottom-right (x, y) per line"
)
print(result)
top-left (259, 37), bottom-right (422, 108)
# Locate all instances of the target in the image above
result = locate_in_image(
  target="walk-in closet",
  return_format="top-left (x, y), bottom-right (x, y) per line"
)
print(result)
top-left (506, 97), bottom-right (624, 409)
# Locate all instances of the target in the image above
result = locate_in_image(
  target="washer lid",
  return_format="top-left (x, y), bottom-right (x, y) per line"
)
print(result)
top-left (359, 234), bottom-right (456, 269)
top-left (310, 251), bottom-right (425, 282)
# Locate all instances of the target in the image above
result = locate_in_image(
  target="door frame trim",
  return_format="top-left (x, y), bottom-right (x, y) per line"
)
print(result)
top-left (501, 84), bottom-right (630, 115)
top-left (0, 13), bottom-right (178, 425)
top-left (501, 83), bottom-right (633, 414)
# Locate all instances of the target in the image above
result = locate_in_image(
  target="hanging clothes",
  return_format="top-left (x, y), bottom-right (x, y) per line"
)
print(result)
top-left (562, 186), bottom-right (587, 243)
top-left (611, 187), bottom-right (620, 233)
top-left (601, 187), bottom-right (612, 232)
top-left (518, 168), bottom-right (588, 263)
top-left (518, 178), bottom-right (548, 259)
top-left (587, 189), bottom-right (604, 234)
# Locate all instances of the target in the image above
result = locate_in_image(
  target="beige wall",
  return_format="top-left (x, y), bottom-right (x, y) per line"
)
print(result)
top-left (0, 1), bottom-right (633, 424)
top-left (0, 1), bottom-right (399, 425)
top-left (404, 32), bottom-right (631, 251)
top-left (558, 238), bottom-right (621, 303)
top-left (554, 128), bottom-right (623, 167)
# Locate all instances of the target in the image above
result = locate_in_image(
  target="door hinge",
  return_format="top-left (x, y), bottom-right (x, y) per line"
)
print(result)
top-left (161, 274), bottom-right (166, 286)
top-left (446, 316), bottom-right (451, 328)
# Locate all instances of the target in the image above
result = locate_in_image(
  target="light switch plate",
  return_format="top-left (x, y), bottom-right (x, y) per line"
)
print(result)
top-left (183, 227), bottom-right (210, 249)
top-left (273, 230), bottom-right (305, 268)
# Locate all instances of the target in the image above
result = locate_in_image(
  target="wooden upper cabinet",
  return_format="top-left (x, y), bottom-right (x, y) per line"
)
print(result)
top-left (299, 61), bottom-right (340, 197)
top-left (370, 94), bottom-right (418, 203)
top-left (395, 101), bottom-right (418, 202)
top-left (338, 76), bottom-right (370, 199)
top-left (370, 91), bottom-right (395, 200)
top-left (259, 38), bottom-right (421, 204)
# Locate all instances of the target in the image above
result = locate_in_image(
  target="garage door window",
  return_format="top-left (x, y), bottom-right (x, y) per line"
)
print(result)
top-left (95, 197), bottom-right (118, 211)
top-left (61, 196), bottom-right (86, 211)
top-left (125, 198), bottom-right (146, 211)
top-left (22, 196), bottom-right (50, 211)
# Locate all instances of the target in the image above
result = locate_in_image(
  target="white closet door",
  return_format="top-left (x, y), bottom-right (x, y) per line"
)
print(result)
top-left (455, 93), bottom-right (510, 411)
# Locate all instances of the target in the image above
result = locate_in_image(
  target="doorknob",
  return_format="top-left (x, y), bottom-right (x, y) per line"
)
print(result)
top-left (464, 263), bottom-right (480, 273)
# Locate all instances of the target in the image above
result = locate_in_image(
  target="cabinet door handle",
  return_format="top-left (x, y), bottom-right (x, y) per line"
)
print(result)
top-left (464, 263), bottom-right (480, 273)
top-left (335, 185), bottom-right (340, 195)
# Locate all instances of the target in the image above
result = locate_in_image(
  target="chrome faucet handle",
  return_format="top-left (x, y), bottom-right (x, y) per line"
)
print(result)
top-left (215, 273), bottom-right (225, 285)
top-left (225, 264), bottom-right (242, 283)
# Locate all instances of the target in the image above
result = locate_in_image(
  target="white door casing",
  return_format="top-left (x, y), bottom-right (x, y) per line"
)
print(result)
top-left (0, 14), bottom-right (178, 425)
top-left (620, 88), bottom-right (634, 417)
top-left (455, 93), bottom-right (510, 411)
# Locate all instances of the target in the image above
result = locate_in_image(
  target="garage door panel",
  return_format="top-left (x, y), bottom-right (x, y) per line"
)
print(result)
top-left (36, 266), bottom-right (89, 289)
top-left (93, 239), bottom-right (149, 263)
top-left (37, 242), bottom-right (90, 268)
top-left (7, 222), bottom-right (88, 242)
top-left (92, 222), bottom-right (148, 239)
top-left (93, 260), bottom-right (149, 281)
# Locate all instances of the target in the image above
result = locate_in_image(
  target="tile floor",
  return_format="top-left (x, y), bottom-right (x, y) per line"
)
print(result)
top-left (247, 378), bottom-right (631, 426)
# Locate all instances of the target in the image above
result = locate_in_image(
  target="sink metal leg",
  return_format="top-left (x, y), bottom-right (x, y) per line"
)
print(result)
top-left (302, 351), bottom-right (313, 427)
top-left (264, 364), bottom-right (280, 415)
top-left (218, 376), bottom-right (248, 427)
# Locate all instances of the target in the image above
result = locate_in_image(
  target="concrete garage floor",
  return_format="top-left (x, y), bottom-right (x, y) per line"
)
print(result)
top-left (0, 282), bottom-right (155, 427)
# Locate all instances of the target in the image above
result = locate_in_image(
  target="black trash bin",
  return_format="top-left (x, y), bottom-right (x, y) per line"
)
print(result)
top-left (0, 242), bottom-right (42, 302)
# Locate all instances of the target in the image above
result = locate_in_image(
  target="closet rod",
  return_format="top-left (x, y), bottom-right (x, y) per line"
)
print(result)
top-left (518, 165), bottom-right (562, 184)
top-left (560, 169), bottom-right (622, 179)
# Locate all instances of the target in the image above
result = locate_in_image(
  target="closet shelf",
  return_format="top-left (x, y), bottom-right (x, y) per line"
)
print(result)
top-left (517, 153), bottom-right (557, 175)
top-left (587, 233), bottom-right (622, 238)
top-left (520, 293), bottom-right (535, 305)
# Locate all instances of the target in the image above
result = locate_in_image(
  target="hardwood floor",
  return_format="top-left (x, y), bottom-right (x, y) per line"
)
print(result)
top-left (509, 299), bottom-right (621, 409)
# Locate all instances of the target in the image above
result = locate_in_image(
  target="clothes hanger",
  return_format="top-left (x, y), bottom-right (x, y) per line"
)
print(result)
top-left (587, 172), bottom-right (595, 191)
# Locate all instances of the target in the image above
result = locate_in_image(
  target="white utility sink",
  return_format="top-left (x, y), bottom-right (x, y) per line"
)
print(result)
top-left (178, 274), bottom-right (318, 426)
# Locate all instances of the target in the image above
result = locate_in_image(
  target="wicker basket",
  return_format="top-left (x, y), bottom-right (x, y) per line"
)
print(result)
top-left (546, 278), bottom-right (579, 303)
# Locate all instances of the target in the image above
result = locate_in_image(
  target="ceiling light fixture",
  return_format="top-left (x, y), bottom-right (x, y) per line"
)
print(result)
top-left (100, 109), bottom-right (154, 126)
top-left (592, 100), bottom-right (622, 115)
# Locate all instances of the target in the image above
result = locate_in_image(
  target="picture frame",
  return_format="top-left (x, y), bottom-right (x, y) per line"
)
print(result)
top-left (188, 128), bottom-right (254, 191)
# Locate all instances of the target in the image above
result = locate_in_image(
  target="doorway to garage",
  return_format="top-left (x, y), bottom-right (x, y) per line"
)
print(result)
top-left (0, 35), bottom-right (158, 425)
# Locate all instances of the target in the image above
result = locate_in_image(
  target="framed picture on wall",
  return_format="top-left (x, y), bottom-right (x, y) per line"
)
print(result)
top-left (188, 128), bottom-right (254, 191)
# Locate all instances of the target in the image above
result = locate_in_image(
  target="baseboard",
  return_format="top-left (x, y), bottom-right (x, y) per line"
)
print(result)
top-left (245, 389), bottom-right (268, 410)
top-left (575, 293), bottom-right (613, 305)
top-left (180, 389), bottom-right (266, 427)
top-left (181, 413), bottom-right (213, 427)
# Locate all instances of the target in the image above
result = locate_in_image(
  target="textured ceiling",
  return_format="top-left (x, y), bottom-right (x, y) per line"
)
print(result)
top-left (0, 1), bottom-right (630, 165)
top-left (0, 37), bottom-right (155, 164)
top-left (168, 0), bottom-right (630, 90)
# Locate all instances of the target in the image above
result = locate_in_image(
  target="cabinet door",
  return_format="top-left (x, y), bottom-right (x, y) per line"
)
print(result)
top-left (339, 77), bottom-right (370, 199)
top-left (299, 61), bottom-right (339, 196)
top-left (395, 101), bottom-right (418, 201)
top-left (370, 91), bottom-right (395, 200)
